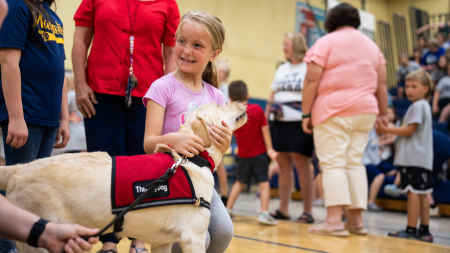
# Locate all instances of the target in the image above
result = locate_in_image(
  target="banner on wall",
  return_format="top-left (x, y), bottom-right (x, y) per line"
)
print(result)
top-left (295, 2), bottom-right (326, 47)
top-left (359, 9), bottom-right (376, 40)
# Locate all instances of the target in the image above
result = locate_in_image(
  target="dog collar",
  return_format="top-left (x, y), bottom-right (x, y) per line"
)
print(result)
top-left (178, 150), bottom-right (215, 173)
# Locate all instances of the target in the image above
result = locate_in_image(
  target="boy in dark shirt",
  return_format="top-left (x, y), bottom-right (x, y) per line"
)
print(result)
top-left (225, 80), bottom-right (278, 225)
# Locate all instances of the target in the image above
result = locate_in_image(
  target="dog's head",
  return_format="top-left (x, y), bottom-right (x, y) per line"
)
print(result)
top-left (178, 102), bottom-right (248, 166)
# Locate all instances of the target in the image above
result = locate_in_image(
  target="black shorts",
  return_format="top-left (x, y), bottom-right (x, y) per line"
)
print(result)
top-left (236, 154), bottom-right (269, 184)
top-left (269, 120), bottom-right (314, 157)
top-left (438, 98), bottom-right (450, 111)
top-left (399, 166), bottom-right (433, 194)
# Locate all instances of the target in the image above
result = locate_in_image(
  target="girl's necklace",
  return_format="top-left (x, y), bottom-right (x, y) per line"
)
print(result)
top-left (176, 68), bottom-right (205, 109)
top-left (125, 0), bottom-right (141, 108)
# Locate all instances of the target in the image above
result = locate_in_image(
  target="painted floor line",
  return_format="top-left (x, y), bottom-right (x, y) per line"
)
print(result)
top-left (233, 235), bottom-right (330, 253)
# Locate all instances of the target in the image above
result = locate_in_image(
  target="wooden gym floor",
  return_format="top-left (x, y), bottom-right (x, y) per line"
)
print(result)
top-left (87, 214), bottom-right (450, 253)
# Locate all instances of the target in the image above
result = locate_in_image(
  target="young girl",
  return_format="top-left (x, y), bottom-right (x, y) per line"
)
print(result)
top-left (143, 10), bottom-right (233, 252)
top-left (377, 69), bottom-right (434, 242)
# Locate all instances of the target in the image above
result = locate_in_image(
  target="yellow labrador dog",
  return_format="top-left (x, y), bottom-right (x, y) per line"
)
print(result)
top-left (0, 102), bottom-right (247, 253)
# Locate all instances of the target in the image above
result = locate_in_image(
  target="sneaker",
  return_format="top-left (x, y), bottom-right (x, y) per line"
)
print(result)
top-left (430, 206), bottom-right (441, 217)
top-left (384, 184), bottom-right (402, 197)
top-left (417, 232), bottom-right (434, 243)
top-left (388, 230), bottom-right (417, 240)
top-left (313, 198), bottom-right (325, 206)
top-left (227, 208), bottom-right (234, 219)
top-left (258, 211), bottom-right (278, 226)
top-left (367, 203), bottom-right (382, 212)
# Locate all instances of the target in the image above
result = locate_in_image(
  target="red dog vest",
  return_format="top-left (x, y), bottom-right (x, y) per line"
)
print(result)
top-left (111, 152), bottom-right (213, 214)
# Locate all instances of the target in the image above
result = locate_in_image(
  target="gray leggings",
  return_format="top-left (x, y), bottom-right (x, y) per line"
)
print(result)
top-left (172, 189), bottom-right (234, 253)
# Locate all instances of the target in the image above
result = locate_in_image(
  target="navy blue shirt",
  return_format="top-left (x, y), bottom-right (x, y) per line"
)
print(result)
top-left (421, 47), bottom-right (445, 67)
top-left (0, 0), bottom-right (65, 127)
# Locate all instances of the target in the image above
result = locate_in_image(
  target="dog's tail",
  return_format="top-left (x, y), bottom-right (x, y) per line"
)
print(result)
top-left (0, 165), bottom-right (16, 190)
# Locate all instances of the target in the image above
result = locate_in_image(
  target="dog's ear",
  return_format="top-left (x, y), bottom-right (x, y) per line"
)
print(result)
top-left (191, 115), bottom-right (213, 148)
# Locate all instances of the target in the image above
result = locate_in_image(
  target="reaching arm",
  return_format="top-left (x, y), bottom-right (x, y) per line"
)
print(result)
top-left (0, 195), bottom-right (99, 253)
top-left (143, 99), bottom-right (204, 157)
top-left (0, 48), bottom-right (28, 148)
top-left (261, 125), bottom-right (278, 161)
top-left (163, 45), bottom-right (177, 74)
top-left (265, 91), bottom-right (275, 120)
top-left (378, 133), bottom-right (396, 146)
top-left (378, 123), bottom-right (419, 137)
top-left (416, 22), bottom-right (448, 34)
top-left (72, 26), bottom-right (97, 118)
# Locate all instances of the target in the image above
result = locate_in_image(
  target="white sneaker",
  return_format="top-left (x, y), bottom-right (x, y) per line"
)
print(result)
top-left (313, 198), bottom-right (325, 206)
top-left (227, 208), bottom-right (235, 219)
top-left (384, 184), bottom-right (402, 197)
top-left (258, 211), bottom-right (278, 226)
top-left (430, 206), bottom-right (440, 217)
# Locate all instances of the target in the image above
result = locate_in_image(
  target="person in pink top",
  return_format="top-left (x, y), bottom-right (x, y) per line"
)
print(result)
top-left (301, 3), bottom-right (388, 237)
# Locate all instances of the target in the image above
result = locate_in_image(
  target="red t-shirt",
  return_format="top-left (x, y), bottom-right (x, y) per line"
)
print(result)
top-left (74, 0), bottom-right (180, 97)
top-left (234, 104), bottom-right (268, 158)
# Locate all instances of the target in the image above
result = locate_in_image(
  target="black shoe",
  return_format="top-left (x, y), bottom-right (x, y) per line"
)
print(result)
top-left (387, 230), bottom-right (417, 240)
top-left (221, 196), bottom-right (228, 206)
top-left (417, 232), bottom-right (434, 243)
top-left (269, 209), bottom-right (291, 220)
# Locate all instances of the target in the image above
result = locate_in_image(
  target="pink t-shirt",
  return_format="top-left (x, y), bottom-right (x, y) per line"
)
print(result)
top-left (143, 73), bottom-right (225, 135)
top-left (303, 28), bottom-right (387, 126)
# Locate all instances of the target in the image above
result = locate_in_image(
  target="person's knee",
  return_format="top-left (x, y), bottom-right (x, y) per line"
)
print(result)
top-left (375, 173), bottom-right (385, 181)
top-left (208, 220), bottom-right (233, 253)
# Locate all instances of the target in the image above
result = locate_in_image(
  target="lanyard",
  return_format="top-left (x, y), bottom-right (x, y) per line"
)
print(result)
top-left (125, 0), bottom-right (141, 108)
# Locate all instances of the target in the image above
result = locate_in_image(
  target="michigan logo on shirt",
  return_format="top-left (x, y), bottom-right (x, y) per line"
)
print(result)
top-left (34, 13), bottom-right (64, 44)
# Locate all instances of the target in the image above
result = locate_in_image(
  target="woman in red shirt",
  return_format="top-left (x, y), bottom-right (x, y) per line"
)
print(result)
top-left (72, 0), bottom-right (180, 252)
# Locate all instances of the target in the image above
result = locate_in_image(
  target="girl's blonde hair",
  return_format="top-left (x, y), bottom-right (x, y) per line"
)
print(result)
top-left (176, 10), bottom-right (225, 88)
top-left (405, 69), bottom-right (433, 99)
top-left (285, 32), bottom-right (308, 62)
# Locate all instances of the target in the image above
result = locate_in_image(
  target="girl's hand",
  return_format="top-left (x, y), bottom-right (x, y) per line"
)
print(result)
top-left (54, 119), bottom-right (70, 149)
top-left (210, 120), bottom-right (232, 155)
top-left (169, 133), bottom-right (204, 157)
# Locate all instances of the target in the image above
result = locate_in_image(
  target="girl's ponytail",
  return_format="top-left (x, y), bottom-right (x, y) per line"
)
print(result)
top-left (203, 61), bottom-right (218, 89)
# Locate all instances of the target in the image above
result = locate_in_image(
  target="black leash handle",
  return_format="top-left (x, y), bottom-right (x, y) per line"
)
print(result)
top-left (81, 157), bottom-right (183, 241)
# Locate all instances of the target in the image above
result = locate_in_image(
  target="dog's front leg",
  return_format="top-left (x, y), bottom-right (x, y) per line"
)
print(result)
top-left (178, 231), bottom-right (207, 253)
top-left (151, 243), bottom-right (173, 253)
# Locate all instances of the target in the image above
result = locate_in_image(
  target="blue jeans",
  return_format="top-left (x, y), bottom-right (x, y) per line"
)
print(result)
top-left (0, 122), bottom-right (58, 253)
top-left (83, 93), bottom-right (146, 244)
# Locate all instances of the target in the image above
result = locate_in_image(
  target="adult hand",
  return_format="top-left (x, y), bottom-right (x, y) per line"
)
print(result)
top-left (38, 223), bottom-right (99, 253)
top-left (375, 116), bottom-right (388, 134)
top-left (210, 120), bottom-right (232, 155)
top-left (170, 132), bottom-right (204, 157)
top-left (75, 81), bottom-right (97, 119)
top-left (54, 119), bottom-right (70, 149)
top-left (6, 117), bottom-right (28, 148)
top-left (302, 117), bottom-right (313, 134)
top-left (267, 148), bottom-right (279, 161)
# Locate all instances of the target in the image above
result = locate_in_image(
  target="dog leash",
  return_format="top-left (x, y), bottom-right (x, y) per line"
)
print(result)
top-left (81, 156), bottom-right (188, 241)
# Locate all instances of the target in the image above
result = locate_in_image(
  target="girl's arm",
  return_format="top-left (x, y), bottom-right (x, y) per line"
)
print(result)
top-left (378, 123), bottom-right (419, 137)
top-left (144, 99), bottom-right (204, 157)
top-left (378, 133), bottom-right (396, 146)
top-left (54, 77), bottom-right (70, 149)
top-left (432, 90), bottom-right (440, 115)
top-left (0, 48), bottom-right (28, 148)
top-left (72, 26), bottom-right (97, 118)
